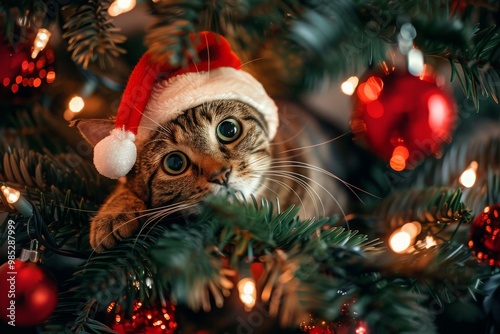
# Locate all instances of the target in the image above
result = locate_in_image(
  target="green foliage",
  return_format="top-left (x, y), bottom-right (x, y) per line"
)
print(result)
top-left (404, 123), bottom-right (500, 215)
top-left (375, 188), bottom-right (471, 232)
top-left (61, 0), bottom-right (126, 69)
top-left (5, 0), bottom-right (498, 103)
top-left (39, 191), bottom-right (489, 334)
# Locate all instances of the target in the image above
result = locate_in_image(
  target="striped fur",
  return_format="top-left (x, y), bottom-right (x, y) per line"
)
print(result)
top-left (82, 100), bottom-right (349, 252)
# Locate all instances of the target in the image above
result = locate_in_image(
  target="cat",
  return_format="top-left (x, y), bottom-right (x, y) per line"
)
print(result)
top-left (75, 98), bottom-right (355, 252)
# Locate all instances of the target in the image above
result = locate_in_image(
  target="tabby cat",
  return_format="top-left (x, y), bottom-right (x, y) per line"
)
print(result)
top-left (75, 31), bottom-right (361, 252)
top-left (76, 99), bottom-right (353, 252)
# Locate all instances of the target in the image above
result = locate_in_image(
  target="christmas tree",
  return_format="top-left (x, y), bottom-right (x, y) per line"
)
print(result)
top-left (1, 1), bottom-right (500, 333)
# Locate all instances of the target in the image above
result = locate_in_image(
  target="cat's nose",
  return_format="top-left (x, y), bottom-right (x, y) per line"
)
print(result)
top-left (208, 167), bottom-right (231, 187)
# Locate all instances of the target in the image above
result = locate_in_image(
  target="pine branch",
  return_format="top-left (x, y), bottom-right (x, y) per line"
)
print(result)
top-left (375, 188), bottom-right (471, 234)
top-left (0, 0), bottom-right (45, 46)
top-left (45, 224), bottom-right (167, 333)
top-left (61, 0), bottom-right (126, 69)
top-left (405, 122), bottom-right (500, 215)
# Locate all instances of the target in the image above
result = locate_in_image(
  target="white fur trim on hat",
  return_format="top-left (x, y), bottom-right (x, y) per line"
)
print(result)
top-left (139, 67), bottom-right (279, 141)
top-left (93, 128), bottom-right (136, 179)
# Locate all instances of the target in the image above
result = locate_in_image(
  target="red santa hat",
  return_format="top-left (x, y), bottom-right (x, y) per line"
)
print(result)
top-left (93, 31), bottom-right (279, 179)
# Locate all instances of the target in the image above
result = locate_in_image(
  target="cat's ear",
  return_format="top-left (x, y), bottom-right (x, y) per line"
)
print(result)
top-left (70, 119), bottom-right (115, 147)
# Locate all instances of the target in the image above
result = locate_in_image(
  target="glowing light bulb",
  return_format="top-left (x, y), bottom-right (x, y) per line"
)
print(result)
top-left (1, 185), bottom-right (33, 216)
top-left (238, 278), bottom-right (256, 311)
top-left (108, 0), bottom-right (136, 16)
top-left (459, 161), bottom-right (478, 188)
top-left (408, 48), bottom-right (424, 76)
top-left (69, 96), bottom-right (85, 113)
top-left (31, 28), bottom-right (51, 58)
top-left (2, 186), bottom-right (20, 204)
top-left (340, 76), bottom-right (359, 96)
top-left (425, 235), bottom-right (437, 249)
top-left (389, 230), bottom-right (412, 253)
top-left (401, 221), bottom-right (421, 238)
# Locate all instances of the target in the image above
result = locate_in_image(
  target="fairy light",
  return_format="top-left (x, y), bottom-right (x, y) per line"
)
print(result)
top-left (32, 28), bottom-right (51, 58)
top-left (340, 76), bottom-right (359, 96)
top-left (389, 230), bottom-right (412, 253)
top-left (408, 48), bottom-right (424, 76)
top-left (356, 324), bottom-right (368, 334)
top-left (1, 185), bottom-right (33, 216)
top-left (389, 222), bottom-right (422, 253)
top-left (238, 277), bottom-right (257, 311)
top-left (425, 235), bottom-right (437, 249)
top-left (459, 161), bottom-right (478, 188)
top-left (68, 96), bottom-right (85, 113)
top-left (2, 185), bottom-right (20, 204)
top-left (108, 0), bottom-right (136, 17)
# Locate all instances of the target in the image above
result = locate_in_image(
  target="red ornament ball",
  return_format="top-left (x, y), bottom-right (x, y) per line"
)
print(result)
top-left (0, 259), bottom-right (58, 327)
top-left (110, 300), bottom-right (177, 334)
top-left (351, 69), bottom-right (456, 171)
top-left (469, 204), bottom-right (500, 267)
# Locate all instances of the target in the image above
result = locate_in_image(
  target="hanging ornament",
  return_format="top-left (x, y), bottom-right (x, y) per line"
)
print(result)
top-left (468, 204), bottom-right (500, 267)
top-left (0, 31), bottom-right (55, 105)
top-left (0, 241), bottom-right (58, 327)
top-left (350, 67), bottom-right (456, 171)
top-left (109, 300), bottom-right (178, 334)
top-left (351, 23), bottom-right (456, 171)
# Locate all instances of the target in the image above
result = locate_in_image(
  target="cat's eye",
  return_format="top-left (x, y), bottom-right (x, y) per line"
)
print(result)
top-left (162, 152), bottom-right (189, 175)
top-left (216, 118), bottom-right (241, 144)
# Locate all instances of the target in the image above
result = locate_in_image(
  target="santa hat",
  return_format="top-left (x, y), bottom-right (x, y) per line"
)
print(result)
top-left (93, 31), bottom-right (279, 179)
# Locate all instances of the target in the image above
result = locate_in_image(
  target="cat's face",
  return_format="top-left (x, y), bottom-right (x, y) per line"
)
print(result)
top-left (133, 100), bottom-right (272, 207)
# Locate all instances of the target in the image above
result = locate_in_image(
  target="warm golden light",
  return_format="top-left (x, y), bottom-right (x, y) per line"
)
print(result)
top-left (1, 185), bottom-right (21, 204)
top-left (108, 0), bottom-right (136, 16)
top-left (69, 96), bottom-right (85, 113)
top-left (46, 71), bottom-right (56, 83)
top-left (238, 277), bottom-right (256, 311)
top-left (389, 230), bottom-right (412, 253)
top-left (401, 221), bottom-right (421, 238)
top-left (459, 161), bottom-right (478, 188)
top-left (340, 76), bottom-right (359, 96)
top-left (31, 28), bottom-right (51, 58)
top-left (1, 185), bottom-right (33, 216)
top-left (425, 235), bottom-right (437, 249)
top-left (389, 155), bottom-right (406, 171)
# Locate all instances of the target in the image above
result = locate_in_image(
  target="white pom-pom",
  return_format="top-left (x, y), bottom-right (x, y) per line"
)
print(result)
top-left (93, 128), bottom-right (137, 179)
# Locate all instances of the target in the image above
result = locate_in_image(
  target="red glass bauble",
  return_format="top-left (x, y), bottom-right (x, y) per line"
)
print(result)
top-left (110, 300), bottom-right (177, 334)
top-left (0, 259), bottom-right (58, 327)
top-left (351, 69), bottom-right (456, 170)
top-left (468, 204), bottom-right (500, 267)
top-left (0, 34), bottom-right (55, 105)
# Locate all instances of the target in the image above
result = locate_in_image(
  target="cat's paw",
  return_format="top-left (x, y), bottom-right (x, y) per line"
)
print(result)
top-left (90, 212), bottom-right (141, 252)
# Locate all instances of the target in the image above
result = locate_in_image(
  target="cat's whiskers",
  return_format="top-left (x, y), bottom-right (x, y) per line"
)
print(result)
top-left (133, 104), bottom-right (172, 136)
top-left (249, 174), bottom-right (307, 214)
top-left (258, 170), bottom-right (327, 217)
top-left (134, 200), bottom-right (200, 245)
top-left (269, 160), bottom-right (379, 202)
top-left (278, 131), bottom-right (351, 155)
top-left (86, 201), bottom-right (198, 261)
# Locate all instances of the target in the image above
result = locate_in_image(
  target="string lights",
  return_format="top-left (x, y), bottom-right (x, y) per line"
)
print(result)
top-left (388, 222), bottom-right (422, 253)
top-left (31, 28), bottom-right (51, 59)
top-left (237, 277), bottom-right (257, 311)
top-left (340, 76), bottom-right (359, 96)
top-left (68, 96), bottom-right (85, 113)
top-left (108, 0), bottom-right (136, 17)
top-left (459, 161), bottom-right (478, 188)
top-left (398, 23), bottom-right (424, 76)
top-left (1, 185), bottom-right (33, 216)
